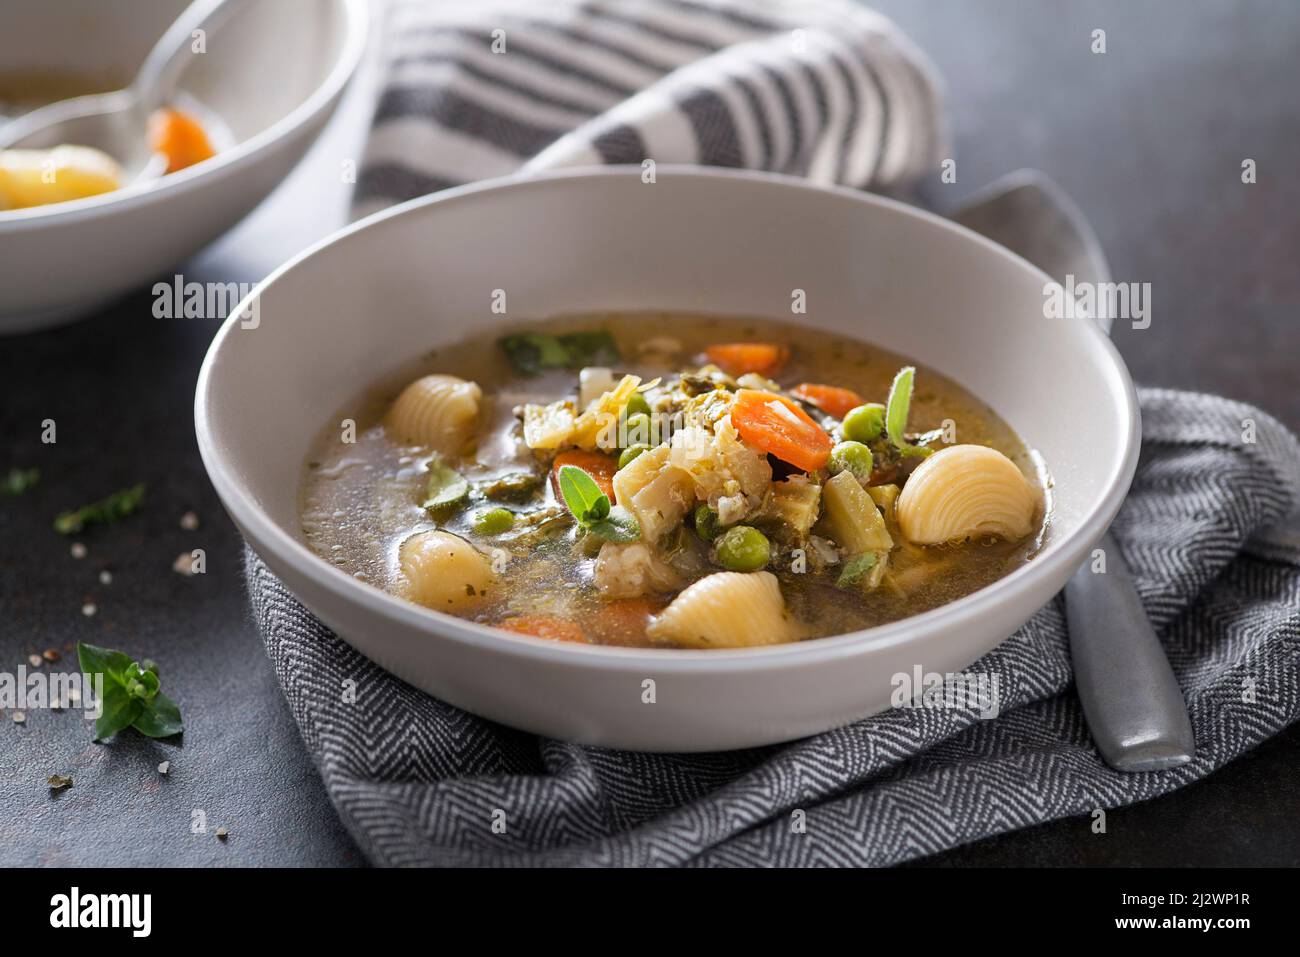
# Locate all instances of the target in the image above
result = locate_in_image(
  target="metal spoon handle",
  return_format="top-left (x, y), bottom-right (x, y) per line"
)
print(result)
top-left (131, 0), bottom-right (250, 115)
top-left (953, 170), bottom-right (1194, 772)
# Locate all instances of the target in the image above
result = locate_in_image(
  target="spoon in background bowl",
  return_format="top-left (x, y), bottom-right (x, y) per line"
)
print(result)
top-left (0, 0), bottom-right (249, 183)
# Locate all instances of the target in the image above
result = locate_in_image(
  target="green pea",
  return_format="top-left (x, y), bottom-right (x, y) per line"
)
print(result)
top-left (716, 525), bottom-right (770, 571)
top-left (842, 403), bottom-right (886, 443)
top-left (694, 503), bottom-right (721, 541)
top-left (625, 392), bottom-right (652, 418)
top-left (828, 440), bottom-right (874, 483)
top-left (618, 444), bottom-right (650, 469)
top-left (624, 412), bottom-right (653, 446)
top-left (471, 506), bottom-right (515, 535)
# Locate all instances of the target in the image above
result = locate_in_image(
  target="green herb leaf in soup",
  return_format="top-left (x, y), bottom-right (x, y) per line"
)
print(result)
top-left (421, 459), bottom-right (469, 515)
top-left (585, 505), bottom-right (641, 543)
top-left (499, 330), bottom-right (621, 375)
top-left (53, 483), bottom-right (146, 534)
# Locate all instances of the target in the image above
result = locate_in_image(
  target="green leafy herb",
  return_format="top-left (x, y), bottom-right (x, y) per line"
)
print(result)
top-left (499, 330), bottom-right (621, 375)
top-left (2, 467), bottom-right (40, 497)
top-left (77, 642), bottom-right (183, 742)
top-left (556, 464), bottom-right (640, 543)
top-left (421, 460), bottom-right (469, 515)
top-left (836, 552), bottom-right (878, 589)
top-left (884, 367), bottom-right (914, 450)
top-left (54, 483), bottom-right (146, 534)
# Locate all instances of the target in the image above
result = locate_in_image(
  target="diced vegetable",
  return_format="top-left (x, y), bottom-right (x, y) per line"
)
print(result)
top-left (481, 470), bottom-right (544, 502)
top-left (791, 383), bottom-right (865, 419)
top-left (552, 450), bottom-right (618, 501)
top-left (498, 615), bottom-right (587, 643)
top-left (836, 552), bottom-right (878, 588)
top-left (572, 374), bottom-right (641, 450)
top-left (148, 107), bottom-right (216, 174)
top-left (612, 444), bottom-right (693, 544)
top-left (866, 483), bottom-right (900, 515)
top-left (421, 460), bottom-right (469, 514)
top-left (499, 330), bottom-right (620, 375)
top-left (885, 366), bottom-right (915, 448)
top-left (730, 389), bottom-right (833, 472)
top-left (842, 403), bottom-right (886, 443)
top-left (579, 366), bottom-right (616, 408)
top-left (522, 400), bottom-right (577, 449)
top-left (755, 476), bottom-right (821, 544)
top-left (704, 343), bottom-right (790, 377)
top-left (828, 440), bottom-right (873, 484)
top-left (587, 597), bottom-right (660, 644)
top-left (593, 542), bottom-right (682, 598)
top-left (822, 471), bottom-right (894, 553)
top-left (471, 506), bottom-right (516, 535)
top-left (715, 526), bottom-right (771, 571)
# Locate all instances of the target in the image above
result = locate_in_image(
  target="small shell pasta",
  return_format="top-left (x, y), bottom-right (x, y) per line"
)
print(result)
top-left (896, 444), bottom-right (1036, 544)
top-left (648, 571), bottom-right (801, 648)
top-left (385, 374), bottom-right (481, 455)
top-left (397, 530), bottom-right (495, 611)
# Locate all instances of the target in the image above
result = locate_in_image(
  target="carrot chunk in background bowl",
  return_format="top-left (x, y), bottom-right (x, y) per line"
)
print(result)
top-left (705, 342), bottom-right (789, 376)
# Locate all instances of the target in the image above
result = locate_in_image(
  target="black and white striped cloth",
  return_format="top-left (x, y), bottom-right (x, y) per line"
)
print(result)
top-left (242, 0), bottom-right (1300, 865)
top-left (353, 0), bottom-right (946, 218)
top-left (246, 389), bottom-right (1300, 866)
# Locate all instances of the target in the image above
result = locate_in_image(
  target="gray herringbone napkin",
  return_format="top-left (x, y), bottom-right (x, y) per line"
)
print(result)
top-left (243, 0), bottom-right (1300, 866)
top-left (352, 0), bottom-right (946, 219)
top-left (249, 391), bottom-right (1299, 867)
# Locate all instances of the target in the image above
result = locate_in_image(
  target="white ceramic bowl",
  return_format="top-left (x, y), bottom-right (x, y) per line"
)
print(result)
top-left (0, 0), bottom-right (366, 333)
top-left (196, 167), bottom-right (1139, 752)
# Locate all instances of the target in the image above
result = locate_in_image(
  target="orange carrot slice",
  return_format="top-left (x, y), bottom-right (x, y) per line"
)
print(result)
top-left (705, 342), bottom-right (790, 377)
top-left (148, 107), bottom-right (216, 174)
top-left (588, 597), bottom-right (661, 646)
top-left (790, 383), bottom-right (865, 420)
top-left (731, 389), bottom-right (833, 472)
top-left (551, 449), bottom-right (618, 502)
top-left (499, 616), bottom-right (587, 643)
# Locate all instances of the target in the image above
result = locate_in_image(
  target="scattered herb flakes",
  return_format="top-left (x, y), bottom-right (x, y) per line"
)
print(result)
top-left (47, 774), bottom-right (73, 791)
top-left (76, 642), bottom-right (183, 742)
top-left (2, 467), bottom-right (40, 497)
top-left (54, 483), bottom-right (146, 535)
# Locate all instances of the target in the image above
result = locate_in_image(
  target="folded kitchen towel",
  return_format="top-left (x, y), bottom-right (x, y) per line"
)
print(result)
top-left (243, 0), bottom-right (1300, 865)
top-left (246, 390), bottom-right (1300, 866)
top-left (352, 0), bottom-right (947, 219)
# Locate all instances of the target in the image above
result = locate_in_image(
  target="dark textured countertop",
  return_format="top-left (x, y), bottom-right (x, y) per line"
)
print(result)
top-left (2, 0), bottom-right (1297, 867)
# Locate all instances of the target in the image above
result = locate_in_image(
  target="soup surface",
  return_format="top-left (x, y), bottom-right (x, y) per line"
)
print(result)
top-left (300, 313), bottom-right (1049, 648)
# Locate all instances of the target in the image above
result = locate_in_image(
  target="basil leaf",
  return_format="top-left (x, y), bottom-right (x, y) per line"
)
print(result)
top-left (585, 506), bottom-right (641, 543)
top-left (93, 694), bottom-right (143, 742)
top-left (77, 641), bottom-right (133, 687)
top-left (498, 330), bottom-right (621, 375)
top-left (557, 331), bottom-right (620, 368)
top-left (557, 465), bottom-right (606, 521)
top-left (884, 367), bottom-right (914, 450)
top-left (836, 552), bottom-right (878, 589)
top-left (123, 662), bottom-right (160, 701)
top-left (421, 460), bottom-right (469, 514)
top-left (132, 691), bottom-right (184, 739)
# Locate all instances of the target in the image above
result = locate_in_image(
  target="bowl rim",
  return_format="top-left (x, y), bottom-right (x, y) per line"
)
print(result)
top-left (0, 0), bottom-right (368, 228)
top-left (195, 164), bottom-right (1141, 675)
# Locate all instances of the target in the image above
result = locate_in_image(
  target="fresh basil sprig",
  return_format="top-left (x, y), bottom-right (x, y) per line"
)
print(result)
top-left (54, 483), bottom-right (146, 534)
top-left (884, 367), bottom-right (934, 458)
top-left (77, 642), bottom-right (183, 741)
top-left (556, 464), bottom-right (640, 543)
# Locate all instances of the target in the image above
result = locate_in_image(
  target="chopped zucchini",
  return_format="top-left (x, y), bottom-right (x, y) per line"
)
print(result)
top-left (823, 471), bottom-right (894, 553)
